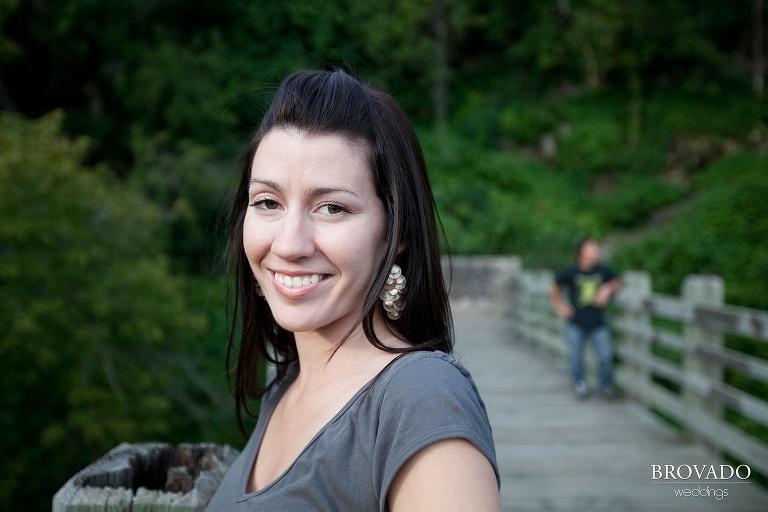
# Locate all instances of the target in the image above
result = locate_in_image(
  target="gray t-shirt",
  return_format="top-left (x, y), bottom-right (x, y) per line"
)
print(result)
top-left (205, 350), bottom-right (499, 512)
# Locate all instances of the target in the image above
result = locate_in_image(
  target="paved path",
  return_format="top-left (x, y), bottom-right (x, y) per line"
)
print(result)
top-left (452, 310), bottom-right (768, 512)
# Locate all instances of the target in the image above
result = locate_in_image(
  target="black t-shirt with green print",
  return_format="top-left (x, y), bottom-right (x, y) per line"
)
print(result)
top-left (555, 264), bottom-right (618, 331)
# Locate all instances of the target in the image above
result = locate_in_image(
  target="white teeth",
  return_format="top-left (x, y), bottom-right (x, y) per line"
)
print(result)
top-left (275, 273), bottom-right (323, 289)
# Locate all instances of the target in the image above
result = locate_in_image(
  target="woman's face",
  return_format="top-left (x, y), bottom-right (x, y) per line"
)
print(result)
top-left (244, 127), bottom-right (388, 336)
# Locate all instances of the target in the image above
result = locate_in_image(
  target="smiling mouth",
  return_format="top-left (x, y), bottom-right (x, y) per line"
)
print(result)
top-left (274, 272), bottom-right (327, 288)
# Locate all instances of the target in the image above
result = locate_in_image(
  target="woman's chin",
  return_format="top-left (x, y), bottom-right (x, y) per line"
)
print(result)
top-left (270, 307), bottom-right (359, 339)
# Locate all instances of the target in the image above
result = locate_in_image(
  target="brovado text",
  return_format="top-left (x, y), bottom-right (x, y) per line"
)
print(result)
top-left (652, 464), bottom-right (751, 480)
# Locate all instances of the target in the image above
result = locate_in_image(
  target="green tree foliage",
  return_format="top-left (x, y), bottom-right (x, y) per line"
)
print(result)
top-left (613, 153), bottom-right (768, 310)
top-left (422, 129), bottom-right (605, 267)
top-left (0, 112), bottom-right (239, 509)
top-left (0, 0), bottom-right (19, 63)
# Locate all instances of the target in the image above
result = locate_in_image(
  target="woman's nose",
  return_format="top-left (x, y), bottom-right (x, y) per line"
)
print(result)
top-left (270, 209), bottom-right (316, 260)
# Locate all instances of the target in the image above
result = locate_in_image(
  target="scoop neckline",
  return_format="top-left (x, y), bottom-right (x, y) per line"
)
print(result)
top-left (238, 358), bottom-right (387, 498)
top-left (237, 350), bottom-right (455, 499)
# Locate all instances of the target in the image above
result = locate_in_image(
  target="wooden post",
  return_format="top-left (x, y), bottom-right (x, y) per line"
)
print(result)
top-left (534, 269), bottom-right (562, 357)
top-left (508, 266), bottom-right (525, 342)
top-left (53, 443), bottom-right (239, 512)
top-left (516, 270), bottom-right (535, 346)
top-left (520, 268), bottom-right (554, 353)
top-left (682, 274), bottom-right (725, 451)
top-left (617, 271), bottom-right (652, 403)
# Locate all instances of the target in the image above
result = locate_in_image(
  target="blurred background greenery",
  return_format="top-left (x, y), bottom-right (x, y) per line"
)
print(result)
top-left (1, 1), bottom-right (766, 509)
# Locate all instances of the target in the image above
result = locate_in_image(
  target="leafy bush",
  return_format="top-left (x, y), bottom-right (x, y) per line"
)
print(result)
top-left (551, 92), bottom-right (631, 177)
top-left (593, 173), bottom-right (686, 229)
top-left (451, 91), bottom-right (507, 148)
top-left (421, 128), bottom-right (605, 268)
top-left (129, 131), bottom-right (236, 274)
top-left (0, 112), bottom-right (239, 511)
top-left (648, 88), bottom-right (762, 137)
top-left (556, 115), bottom-right (625, 175)
top-left (613, 153), bottom-right (768, 310)
top-left (498, 99), bottom-right (557, 145)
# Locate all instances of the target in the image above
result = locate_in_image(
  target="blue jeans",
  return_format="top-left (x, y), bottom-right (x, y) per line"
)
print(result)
top-left (565, 323), bottom-right (613, 388)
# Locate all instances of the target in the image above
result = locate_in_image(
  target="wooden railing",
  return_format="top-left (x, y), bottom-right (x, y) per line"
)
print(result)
top-left (511, 268), bottom-right (768, 478)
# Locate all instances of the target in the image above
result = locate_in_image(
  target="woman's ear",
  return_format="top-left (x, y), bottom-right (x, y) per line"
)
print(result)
top-left (397, 242), bottom-right (407, 255)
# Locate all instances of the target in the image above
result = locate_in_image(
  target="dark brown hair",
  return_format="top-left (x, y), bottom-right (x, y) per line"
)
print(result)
top-left (225, 69), bottom-right (453, 430)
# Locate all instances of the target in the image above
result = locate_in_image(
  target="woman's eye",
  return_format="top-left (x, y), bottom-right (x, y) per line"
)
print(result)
top-left (250, 198), bottom-right (280, 210)
top-left (319, 203), bottom-right (348, 215)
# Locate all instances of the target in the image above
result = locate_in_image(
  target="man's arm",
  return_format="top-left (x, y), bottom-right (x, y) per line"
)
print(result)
top-left (550, 282), bottom-right (574, 319)
top-left (595, 277), bottom-right (622, 308)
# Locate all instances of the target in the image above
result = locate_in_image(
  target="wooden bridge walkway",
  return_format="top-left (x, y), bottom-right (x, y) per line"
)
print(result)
top-left (452, 310), bottom-right (768, 512)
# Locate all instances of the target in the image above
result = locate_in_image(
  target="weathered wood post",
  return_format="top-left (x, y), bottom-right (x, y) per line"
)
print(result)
top-left (52, 442), bottom-right (238, 512)
top-left (520, 269), bottom-right (560, 356)
top-left (532, 269), bottom-right (561, 357)
top-left (682, 274), bottom-right (725, 450)
top-left (617, 271), bottom-right (652, 402)
top-left (508, 265), bottom-right (524, 343)
top-left (513, 269), bottom-right (533, 346)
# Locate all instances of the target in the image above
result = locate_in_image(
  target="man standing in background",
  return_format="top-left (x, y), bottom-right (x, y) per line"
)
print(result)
top-left (550, 238), bottom-right (622, 399)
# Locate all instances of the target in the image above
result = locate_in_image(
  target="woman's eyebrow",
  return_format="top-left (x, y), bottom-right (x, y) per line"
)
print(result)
top-left (249, 178), bottom-right (283, 193)
top-left (305, 186), bottom-right (360, 199)
top-left (249, 179), bottom-right (361, 199)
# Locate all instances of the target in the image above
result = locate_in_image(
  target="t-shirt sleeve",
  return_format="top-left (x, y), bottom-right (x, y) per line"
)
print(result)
top-left (555, 266), bottom-right (573, 287)
top-left (601, 265), bottom-right (618, 283)
top-left (372, 354), bottom-right (499, 508)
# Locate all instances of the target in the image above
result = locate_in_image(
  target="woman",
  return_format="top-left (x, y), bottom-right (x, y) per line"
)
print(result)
top-left (206, 69), bottom-right (500, 511)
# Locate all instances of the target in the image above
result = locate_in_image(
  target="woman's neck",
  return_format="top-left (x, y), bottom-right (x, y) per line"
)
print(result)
top-left (290, 311), bottom-right (407, 392)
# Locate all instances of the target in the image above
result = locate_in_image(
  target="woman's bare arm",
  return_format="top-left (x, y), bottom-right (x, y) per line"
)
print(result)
top-left (388, 438), bottom-right (501, 512)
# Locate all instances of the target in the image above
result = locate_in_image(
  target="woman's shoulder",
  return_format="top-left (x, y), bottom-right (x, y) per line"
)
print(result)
top-left (389, 349), bottom-right (468, 374)
top-left (370, 349), bottom-right (499, 495)
top-left (375, 350), bottom-right (483, 404)
top-left (384, 349), bottom-right (469, 378)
